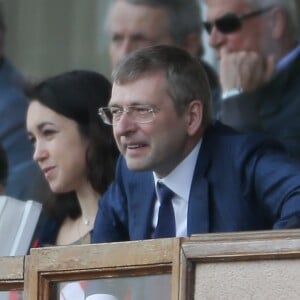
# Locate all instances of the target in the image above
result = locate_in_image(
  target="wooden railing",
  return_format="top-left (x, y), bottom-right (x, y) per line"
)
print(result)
top-left (1, 229), bottom-right (300, 299)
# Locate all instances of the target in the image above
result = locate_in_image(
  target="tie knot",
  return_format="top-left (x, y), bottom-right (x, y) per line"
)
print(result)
top-left (157, 182), bottom-right (174, 204)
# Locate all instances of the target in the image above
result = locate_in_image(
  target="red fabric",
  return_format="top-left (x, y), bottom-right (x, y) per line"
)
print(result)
top-left (124, 288), bottom-right (132, 300)
top-left (79, 280), bottom-right (87, 290)
top-left (8, 291), bottom-right (20, 300)
top-left (31, 239), bottom-right (39, 248)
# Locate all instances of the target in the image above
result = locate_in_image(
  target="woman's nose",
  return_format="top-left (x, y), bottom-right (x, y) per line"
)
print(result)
top-left (33, 142), bottom-right (48, 162)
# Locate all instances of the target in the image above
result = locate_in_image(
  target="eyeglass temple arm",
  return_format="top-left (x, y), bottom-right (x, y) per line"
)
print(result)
top-left (239, 6), bottom-right (274, 20)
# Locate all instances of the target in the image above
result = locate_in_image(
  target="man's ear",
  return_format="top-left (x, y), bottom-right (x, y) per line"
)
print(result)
top-left (186, 100), bottom-right (203, 136)
top-left (269, 7), bottom-right (287, 39)
top-left (182, 33), bottom-right (202, 57)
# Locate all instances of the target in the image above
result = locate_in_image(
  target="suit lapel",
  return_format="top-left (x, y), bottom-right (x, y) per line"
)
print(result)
top-left (129, 172), bottom-right (155, 239)
top-left (187, 126), bottom-right (215, 235)
top-left (188, 177), bottom-right (210, 235)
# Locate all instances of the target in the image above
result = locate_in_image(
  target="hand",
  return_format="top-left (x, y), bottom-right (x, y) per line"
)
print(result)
top-left (219, 48), bottom-right (275, 93)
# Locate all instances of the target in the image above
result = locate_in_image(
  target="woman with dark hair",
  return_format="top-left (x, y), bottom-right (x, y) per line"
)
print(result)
top-left (26, 70), bottom-right (118, 246)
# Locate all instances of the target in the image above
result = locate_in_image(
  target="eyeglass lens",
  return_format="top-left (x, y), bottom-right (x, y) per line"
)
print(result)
top-left (203, 7), bottom-right (273, 35)
top-left (204, 14), bottom-right (241, 34)
top-left (99, 106), bottom-right (156, 125)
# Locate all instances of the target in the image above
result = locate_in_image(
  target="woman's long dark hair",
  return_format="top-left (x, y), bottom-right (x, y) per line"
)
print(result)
top-left (27, 70), bottom-right (119, 222)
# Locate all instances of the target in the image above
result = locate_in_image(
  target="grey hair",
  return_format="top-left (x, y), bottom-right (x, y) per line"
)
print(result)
top-left (106, 0), bottom-right (204, 56)
top-left (244, 0), bottom-right (300, 40)
top-left (112, 45), bottom-right (212, 129)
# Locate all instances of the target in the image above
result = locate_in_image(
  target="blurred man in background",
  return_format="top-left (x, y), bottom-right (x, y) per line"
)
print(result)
top-left (203, 0), bottom-right (300, 160)
top-left (0, 3), bottom-right (52, 206)
top-left (0, 3), bottom-right (33, 179)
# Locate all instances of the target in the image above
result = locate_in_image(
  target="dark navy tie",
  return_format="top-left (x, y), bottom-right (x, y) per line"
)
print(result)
top-left (152, 182), bottom-right (176, 238)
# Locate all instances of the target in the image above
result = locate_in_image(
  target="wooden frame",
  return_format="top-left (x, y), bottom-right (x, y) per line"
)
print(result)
top-left (25, 238), bottom-right (181, 300)
top-left (180, 229), bottom-right (300, 300)
top-left (0, 256), bottom-right (24, 291)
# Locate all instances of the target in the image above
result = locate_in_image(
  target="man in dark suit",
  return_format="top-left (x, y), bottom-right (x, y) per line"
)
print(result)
top-left (92, 45), bottom-right (300, 243)
top-left (202, 0), bottom-right (300, 160)
top-left (0, 5), bottom-right (33, 174)
top-left (0, 6), bottom-right (53, 245)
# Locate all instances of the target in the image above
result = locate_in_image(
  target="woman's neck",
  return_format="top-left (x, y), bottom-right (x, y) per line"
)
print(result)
top-left (76, 182), bottom-right (100, 228)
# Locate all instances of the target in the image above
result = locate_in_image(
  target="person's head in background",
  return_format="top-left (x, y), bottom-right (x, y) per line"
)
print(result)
top-left (0, 144), bottom-right (8, 195)
top-left (203, 0), bottom-right (300, 63)
top-left (26, 71), bottom-right (118, 244)
top-left (106, 0), bottom-right (204, 67)
top-left (101, 45), bottom-right (212, 178)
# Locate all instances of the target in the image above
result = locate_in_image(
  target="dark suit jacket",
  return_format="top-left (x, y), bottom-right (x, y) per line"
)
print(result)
top-left (92, 123), bottom-right (300, 243)
top-left (220, 51), bottom-right (300, 160)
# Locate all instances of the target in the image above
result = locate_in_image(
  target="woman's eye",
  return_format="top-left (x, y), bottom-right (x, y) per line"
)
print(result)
top-left (42, 129), bottom-right (57, 138)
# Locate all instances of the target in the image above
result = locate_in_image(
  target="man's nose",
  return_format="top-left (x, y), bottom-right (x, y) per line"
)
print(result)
top-left (113, 111), bottom-right (137, 136)
top-left (209, 26), bottom-right (226, 51)
top-left (119, 39), bottom-right (137, 60)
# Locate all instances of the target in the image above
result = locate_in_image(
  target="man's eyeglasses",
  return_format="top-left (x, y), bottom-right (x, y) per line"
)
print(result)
top-left (98, 105), bottom-right (159, 125)
top-left (203, 7), bottom-right (273, 35)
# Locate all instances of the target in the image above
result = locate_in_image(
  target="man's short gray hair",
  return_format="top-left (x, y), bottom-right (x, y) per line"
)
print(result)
top-left (245, 0), bottom-right (299, 40)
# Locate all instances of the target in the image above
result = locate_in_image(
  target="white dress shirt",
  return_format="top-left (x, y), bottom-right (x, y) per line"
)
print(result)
top-left (152, 139), bottom-right (202, 237)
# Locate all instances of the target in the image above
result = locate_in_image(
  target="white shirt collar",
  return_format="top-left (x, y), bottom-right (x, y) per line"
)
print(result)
top-left (153, 139), bottom-right (202, 202)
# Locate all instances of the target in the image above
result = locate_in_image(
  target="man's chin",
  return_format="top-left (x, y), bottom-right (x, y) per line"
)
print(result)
top-left (125, 159), bottom-right (150, 172)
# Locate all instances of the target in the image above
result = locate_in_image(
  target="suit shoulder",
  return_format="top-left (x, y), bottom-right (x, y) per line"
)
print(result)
top-left (205, 122), bottom-right (285, 154)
